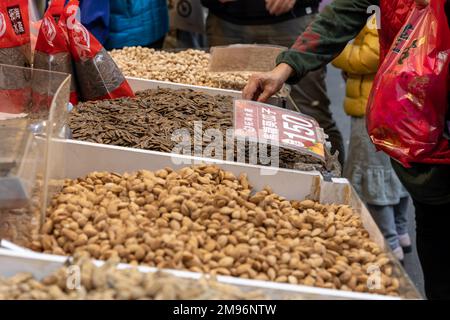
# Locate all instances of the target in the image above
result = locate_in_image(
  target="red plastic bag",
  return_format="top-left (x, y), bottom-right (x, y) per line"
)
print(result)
top-left (0, 0), bottom-right (30, 67)
top-left (61, 0), bottom-right (134, 102)
top-left (33, 0), bottom-right (78, 106)
top-left (367, 0), bottom-right (450, 167)
top-left (0, 0), bottom-right (31, 113)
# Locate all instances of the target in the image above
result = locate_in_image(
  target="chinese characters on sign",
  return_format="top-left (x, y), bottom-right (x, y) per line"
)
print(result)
top-left (7, 6), bottom-right (25, 35)
top-left (243, 106), bottom-right (257, 137)
top-left (234, 100), bottom-right (325, 160)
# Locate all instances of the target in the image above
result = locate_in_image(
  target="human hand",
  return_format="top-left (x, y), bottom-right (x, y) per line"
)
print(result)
top-left (265, 0), bottom-right (297, 16)
top-left (242, 63), bottom-right (294, 102)
top-left (415, 0), bottom-right (429, 7)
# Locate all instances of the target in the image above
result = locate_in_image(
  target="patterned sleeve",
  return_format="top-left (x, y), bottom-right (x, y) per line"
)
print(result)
top-left (276, 0), bottom-right (380, 84)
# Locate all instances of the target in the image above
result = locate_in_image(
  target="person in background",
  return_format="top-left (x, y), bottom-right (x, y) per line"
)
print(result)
top-left (201, 0), bottom-right (346, 167)
top-left (105, 0), bottom-right (169, 49)
top-left (243, 0), bottom-right (450, 300)
top-left (78, 0), bottom-right (169, 49)
top-left (79, 0), bottom-right (110, 44)
top-left (166, 0), bottom-right (207, 49)
top-left (332, 17), bottom-right (411, 262)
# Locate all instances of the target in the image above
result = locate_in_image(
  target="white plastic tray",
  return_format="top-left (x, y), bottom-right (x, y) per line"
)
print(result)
top-left (0, 248), bottom-right (398, 300)
top-left (2, 139), bottom-right (420, 299)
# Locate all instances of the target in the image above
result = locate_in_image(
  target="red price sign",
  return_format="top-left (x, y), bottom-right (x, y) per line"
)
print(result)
top-left (234, 100), bottom-right (325, 160)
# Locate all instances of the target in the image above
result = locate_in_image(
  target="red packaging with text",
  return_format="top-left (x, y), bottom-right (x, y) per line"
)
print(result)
top-left (61, 0), bottom-right (134, 102)
top-left (0, 0), bottom-right (31, 113)
top-left (33, 0), bottom-right (78, 107)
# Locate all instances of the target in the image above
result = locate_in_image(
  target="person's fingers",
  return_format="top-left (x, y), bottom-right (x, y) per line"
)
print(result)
top-left (271, 0), bottom-right (284, 15)
top-left (267, 0), bottom-right (295, 15)
top-left (273, 0), bottom-right (288, 15)
top-left (415, 0), bottom-right (429, 6)
top-left (266, 0), bottom-right (279, 15)
top-left (265, 0), bottom-right (274, 14)
top-left (257, 86), bottom-right (275, 103)
top-left (242, 76), bottom-right (261, 100)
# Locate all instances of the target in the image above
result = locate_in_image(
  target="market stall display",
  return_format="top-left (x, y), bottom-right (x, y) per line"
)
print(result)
top-left (110, 48), bottom-right (252, 91)
top-left (31, 164), bottom-right (401, 296)
top-left (68, 88), bottom-right (340, 175)
top-left (1, 135), bottom-right (421, 299)
top-left (0, 0), bottom-right (426, 302)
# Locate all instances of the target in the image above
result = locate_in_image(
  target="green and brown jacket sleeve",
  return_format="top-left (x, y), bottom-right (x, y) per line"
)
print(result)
top-left (276, 0), bottom-right (380, 83)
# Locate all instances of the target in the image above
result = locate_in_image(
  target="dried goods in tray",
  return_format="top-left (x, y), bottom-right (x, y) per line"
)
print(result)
top-left (31, 165), bottom-right (401, 296)
top-left (110, 48), bottom-right (251, 91)
top-left (0, 256), bottom-right (266, 300)
top-left (69, 88), bottom-right (340, 174)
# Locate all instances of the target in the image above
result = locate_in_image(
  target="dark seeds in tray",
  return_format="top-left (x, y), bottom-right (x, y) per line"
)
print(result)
top-left (69, 89), bottom-right (340, 175)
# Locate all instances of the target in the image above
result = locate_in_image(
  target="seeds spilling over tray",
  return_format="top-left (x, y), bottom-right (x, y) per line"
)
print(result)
top-left (32, 165), bottom-right (401, 296)
top-left (69, 88), bottom-right (340, 174)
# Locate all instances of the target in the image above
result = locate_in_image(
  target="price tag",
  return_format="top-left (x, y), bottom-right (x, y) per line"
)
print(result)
top-left (234, 100), bottom-right (326, 161)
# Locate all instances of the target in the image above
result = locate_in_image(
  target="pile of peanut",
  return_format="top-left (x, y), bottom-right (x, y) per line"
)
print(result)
top-left (109, 47), bottom-right (251, 90)
top-left (31, 165), bottom-right (401, 296)
top-left (0, 256), bottom-right (266, 300)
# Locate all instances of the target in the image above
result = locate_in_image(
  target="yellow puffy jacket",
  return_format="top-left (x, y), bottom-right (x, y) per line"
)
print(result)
top-left (332, 22), bottom-right (380, 117)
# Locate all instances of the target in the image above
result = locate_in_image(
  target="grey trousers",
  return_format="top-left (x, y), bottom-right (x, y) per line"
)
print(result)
top-left (206, 13), bottom-right (346, 165)
top-left (367, 197), bottom-right (410, 250)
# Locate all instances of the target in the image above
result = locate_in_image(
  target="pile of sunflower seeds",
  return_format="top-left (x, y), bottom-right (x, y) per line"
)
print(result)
top-left (69, 88), bottom-right (340, 175)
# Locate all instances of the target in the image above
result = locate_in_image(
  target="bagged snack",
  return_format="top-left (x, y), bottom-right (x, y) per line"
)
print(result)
top-left (0, 0), bottom-right (31, 113)
top-left (367, 0), bottom-right (450, 167)
top-left (33, 0), bottom-right (78, 106)
top-left (62, 0), bottom-right (134, 101)
top-left (0, 0), bottom-right (31, 67)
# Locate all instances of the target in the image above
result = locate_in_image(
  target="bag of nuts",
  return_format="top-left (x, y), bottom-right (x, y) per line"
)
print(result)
top-left (0, 0), bottom-right (31, 67)
top-left (33, 0), bottom-right (78, 107)
top-left (0, 0), bottom-right (31, 113)
top-left (61, 0), bottom-right (134, 102)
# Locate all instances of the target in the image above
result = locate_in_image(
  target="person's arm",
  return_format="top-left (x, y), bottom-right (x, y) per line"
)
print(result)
top-left (277, 0), bottom-right (379, 83)
top-left (243, 0), bottom-right (379, 101)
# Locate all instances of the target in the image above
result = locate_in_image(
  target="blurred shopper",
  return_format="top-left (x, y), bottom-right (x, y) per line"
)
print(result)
top-left (243, 0), bottom-right (450, 299)
top-left (79, 0), bottom-right (110, 44)
top-left (105, 0), bottom-right (169, 49)
top-left (201, 0), bottom-right (346, 166)
top-left (78, 0), bottom-right (169, 49)
top-left (332, 18), bottom-right (411, 261)
top-left (167, 0), bottom-right (207, 48)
